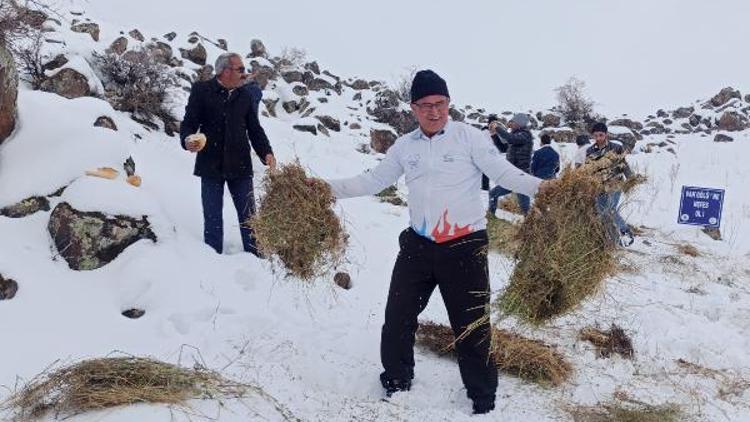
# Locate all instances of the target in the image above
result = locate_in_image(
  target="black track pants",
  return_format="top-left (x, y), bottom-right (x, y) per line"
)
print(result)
top-left (380, 228), bottom-right (498, 403)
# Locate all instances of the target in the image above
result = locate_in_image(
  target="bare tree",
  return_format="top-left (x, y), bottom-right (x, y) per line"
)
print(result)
top-left (555, 76), bottom-right (596, 129)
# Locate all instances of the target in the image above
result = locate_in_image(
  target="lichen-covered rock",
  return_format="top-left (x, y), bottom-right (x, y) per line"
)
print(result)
top-left (0, 43), bottom-right (18, 145)
top-left (0, 196), bottom-right (50, 218)
top-left (48, 202), bottom-right (156, 271)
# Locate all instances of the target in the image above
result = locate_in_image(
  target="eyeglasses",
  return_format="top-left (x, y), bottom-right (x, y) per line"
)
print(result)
top-left (413, 100), bottom-right (449, 112)
top-left (232, 66), bottom-right (246, 73)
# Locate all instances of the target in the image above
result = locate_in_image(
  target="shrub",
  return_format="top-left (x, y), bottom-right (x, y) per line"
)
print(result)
top-left (555, 76), bottom-right (596, 130)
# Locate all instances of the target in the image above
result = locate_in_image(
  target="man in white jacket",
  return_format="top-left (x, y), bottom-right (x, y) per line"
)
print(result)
top-left (323, 70), bottom-right (546, 414)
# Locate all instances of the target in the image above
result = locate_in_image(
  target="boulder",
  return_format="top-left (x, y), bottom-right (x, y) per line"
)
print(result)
top-left (717, 111), bottom-right (748, 131)
top-left (317, 124), bottom-right (330, 137)
top-left (541, 113), bottom-right (561, 128)
top-left (193, 64), bottom-right (214, 82)
top-left (714, 133), bottom-right (733, 143)
top-left (448, 107), bottom-right (465, 122)
top-left (0, 274), bottom-right (18, 300)
top-left (217, 39), bottom-right (228, 51)
top-left (334, 272), bottom-right (352, 290)
top-left (249, 61), bottom-right (276, 89)
top-left (293, 125), bottom-right (317, 135)
top-left (306, 77), bottom-right (335, 92)
top-left (42, 54), bottom-right (69, 72)
top-left (0, 43), bottom-right (18, 144)
top-left (71, 22), bottom-right (100, 41)
top-left (315, 115), bottom-right (341, 132)
top-left (543, 129), bottom-right (577, 144)
top-left (292, 84), bottom-right (309, 96)
top-left (93, 115), bottom-right (117, 131)
top-left (250, 39), bottom-right (268, 58)
top-left (145, 41), bottom-right (173, 65)
top-left (608, 132), bottom-right (637, 151)
top-left (609, 118), bottom-right (643, 131)
top-left (122, 308), bottom-right (145, 319)
top-left (304, 61), bottom-right (320, 75)
top-left (40, 68), bottom-right (90, 99)
top-left (672, 106), bottom-right (694, 119)
top-left (688, 114), bottom-right (701, 127)
top-left (163, 32), bottom-right (177, 41)
top-left (48, 202), bottom-right (157, 271)
top-left (348, 79), bottom-right (370, 90)
top-left (0, 196), bottom-right (50, 218)
top-left (128, 29), bottom-right (145, 42)
top-left (709, 87), bottom-right (741, 108)
top-left (349, 122), bottom-right (362, 130)
top-left (180, 43), bottom-right (207, 65)
top-left (106, 37), bottom-right (128, 55)
top-left (370, 129), bottom-right (397, 153)
top-left (281, 70), bottom-right (305, 84)
top-left (367, 89), bottom-right (418, 136)
top-left (262, 98), bottom-right (279, 117)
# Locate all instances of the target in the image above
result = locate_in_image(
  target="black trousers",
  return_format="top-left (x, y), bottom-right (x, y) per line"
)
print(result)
top-left (380, 228), bottom-right (498, 403)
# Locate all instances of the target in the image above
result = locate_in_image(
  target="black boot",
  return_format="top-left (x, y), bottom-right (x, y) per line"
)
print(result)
top-left (380, 373), bottom-right (412, 397)
top-left (472, 399), bottom-right (495, 415)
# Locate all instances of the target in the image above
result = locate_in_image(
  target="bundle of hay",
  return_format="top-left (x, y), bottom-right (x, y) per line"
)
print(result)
top-left (249, 162), bottom-right (347, 280)
top-left (568, 402), bottom-right (681, 422)
top-left (578, 324), bottom-right (634, 359)
top-left (415, 321), bottom-right (572, 386)
top-left (1, 357), bottom-right (245, 420)
top-left (486, 217), bottom-right (520, 256)
top-left (498, 166), bottom-right (615, 324)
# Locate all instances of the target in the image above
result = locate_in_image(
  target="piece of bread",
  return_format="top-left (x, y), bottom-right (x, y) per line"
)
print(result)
top-left (85, 167), bottom-right (119, 180)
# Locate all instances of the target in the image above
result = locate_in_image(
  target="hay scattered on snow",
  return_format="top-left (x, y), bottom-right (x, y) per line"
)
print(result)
top-left (498, 166), bottom-right (616, 324)
top-left (578, 324), bottom-right (634, 359)
top-left (486, 216), bottom-right (520, 256)
top-left (567, 402), bottom-right (681, 422)
top-left (1, 357), bottom-right (246, 420)
top-left (249, 162), bottom-right (347, 280)
top-left (415, 321), bottom-right (572, 386)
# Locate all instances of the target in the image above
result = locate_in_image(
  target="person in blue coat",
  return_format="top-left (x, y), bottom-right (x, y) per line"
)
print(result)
top-left (530, 133), bottom-right (560, 180)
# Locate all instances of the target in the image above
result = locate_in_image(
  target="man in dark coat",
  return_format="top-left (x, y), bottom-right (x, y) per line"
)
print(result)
top-left (488, 113), bottom-right (533, 215)
top-left (180, 52), bottom-right (276, 256)
top-left (530, 133), bottom-right (560, 180)
top-left (481, 114), bottom-right (508, 190)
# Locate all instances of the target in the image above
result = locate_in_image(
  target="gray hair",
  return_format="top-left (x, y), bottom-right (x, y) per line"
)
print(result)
top-left (215, 52), bottom-right (242, 75)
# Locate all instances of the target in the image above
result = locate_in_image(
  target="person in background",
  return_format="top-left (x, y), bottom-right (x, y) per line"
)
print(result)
top-left (481, 114), bottom-right (508, 190)
top-left (573, 133), bottom-right (590, 167)
top-left (180, 52), bottom-right (276, 256)
top-left (531, 133), bottom-right (560, 180)
top-left (585, 122), bottom-right (634, 246)
top-left (488, 113), bottom-right (533, 215)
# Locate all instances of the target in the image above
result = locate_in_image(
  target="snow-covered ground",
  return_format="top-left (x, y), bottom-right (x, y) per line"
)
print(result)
top-left (1, 2), bottom-right (749, 421)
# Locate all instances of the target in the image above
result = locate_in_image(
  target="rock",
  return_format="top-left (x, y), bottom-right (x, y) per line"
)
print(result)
top-left (71, 22), bottom-right (100, 41)
top-left (48, 202), bottom-right (157, 271)
top-left (543, 129), bottom-right (577, 143)
top-left (163, 32), bottom-right (177, 41)
top-left (217, 39), bottom-right (228, 50)
top-left (608, 132), bottom-right (637, 151)
top-left (609, 118), bottom-right (644, 131)
top-left (0, 43), bottom-right (18, 144)
top-left (187, 35), bottom-right (199, 44)
top-left (262, 98), bottom-right (279, 117)
top-left (352, 92), bottom-right (362, 102)
top-left (0, 274), bottom-right (18, 300)
top-left (709, 87), bottom-right (741, 107)
top-left (702, 227), bottom-right (722, 241)
top-left (106, 37), bottom-right (128, 55)
top-left (315, 115), bottom-right (341, 132)
top-left (348, 79), bottom-right (370, 90)
top-left (249, 61), bottom-right (276, 89)
top-left (745, 94), bottom-right (750, 103)
top-left (42, 54), bottom-right (69, 71)
top-left (317, 97), bottom-right (329, 103)
top-left (122, 308), bottom-right (145, 319)
top-left (145, 41), bottom-right (173, 65)
top-left (317, 124), bottom-right (330, 137)
top-left (713, 133), bottom-right (734, 143)
top-left (645, 121), bottom-right (666, 134)
top-left (656, 109), bottom-right (668, 118)
top-left (180, 43), bottom-right (207, 65)
top-left (663, 118), bottom-right (673, 125)
top-left (193, 65), bottom-right (214, 82)
top-left (163, 119), bottom-right (179, 137)
top-left (93, 115), bottom-right (116, 130)
top-left (334, 272), bottom-right (352, 290)
top-left (448, 107), bottom-right (465, 122)
top-left (367, 89), bottom-right (418, 136)
top-left (717, 111), bottom-right (748, 131)
top-left (541, 113), bottom-right (561, 128)
top-left (292, 85), bottom-right (308, 96)
top-left (40, 68), bottom-right (90, 99)
top-left (282, 100), bottom-right (300, 114)
top-left (128, 29), bottom-right (144, 42)
top-left (18, 7), bottom-right (48, 28)
top-left (672, 106), bottom-right (694, 119)
top-left (306, 77), bottom-right (335, 92)
top-left (300, 105), bottom-right (315, 118)
top-left (0, 196), bottom-right (50, 218)
top-left (250, 39), bottom-right (268, 58)
top-left (688, 114), bottom-right (701, 127)
top-left (370, 129), bottom-right (397, 153)
top-left (304, 61), bottom-right (320, 75)
top-left (349, 122), bottom-right (362, 130)
top-left (281, 70), bottom-right (305, 83)
top-left (293, 125), bottom-right (317, 135)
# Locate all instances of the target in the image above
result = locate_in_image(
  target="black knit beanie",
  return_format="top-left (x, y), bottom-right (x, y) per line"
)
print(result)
top-left (590, 122), bottom-right (608, 134)
top-left (410, 70), bottom-right (449, 103)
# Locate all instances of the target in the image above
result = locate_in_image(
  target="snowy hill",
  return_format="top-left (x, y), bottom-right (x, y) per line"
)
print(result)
top-left (1, 2), bottom-right (749, 421)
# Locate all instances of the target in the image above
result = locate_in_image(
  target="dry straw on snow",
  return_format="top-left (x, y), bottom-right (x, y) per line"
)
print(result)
top-left (249, 162), bottom-right (347, 281)
top-left (498, 166), bottom-right (616, 324)
top-left (1, 357), bottom-right (246, 420)
top-left (416, 321), bottom-right (572, 386)
top-left (578, 324), bottom-right (634, 359)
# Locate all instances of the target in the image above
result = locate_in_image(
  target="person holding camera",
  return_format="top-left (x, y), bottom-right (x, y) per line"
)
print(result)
top-left (480, 114), bottom-right (508, 190)
top-left (487, 113), bottom-right (534, 215)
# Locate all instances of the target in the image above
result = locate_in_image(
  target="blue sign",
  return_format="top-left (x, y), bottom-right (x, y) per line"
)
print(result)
top-left (678, 186), bottom-right (724, 228)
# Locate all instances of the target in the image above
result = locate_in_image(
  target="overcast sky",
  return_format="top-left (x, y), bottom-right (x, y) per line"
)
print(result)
top-left (79, 0), bottom-right (749, 116)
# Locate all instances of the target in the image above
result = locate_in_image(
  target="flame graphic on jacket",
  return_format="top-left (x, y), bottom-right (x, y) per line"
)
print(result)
top-left (431, 209), bottom-right (473, 243)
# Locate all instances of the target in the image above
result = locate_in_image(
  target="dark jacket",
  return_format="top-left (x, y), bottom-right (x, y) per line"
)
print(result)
top-left (497, 127), bottom-right (533, 172)
top-left (490, 133), bottom-right (508, 153)
top-left (531, 145), bottom-right (560, 180)
top-left (180, 77), bottom-right (273, 179)
top-left (244, 80), bottom-right (263, 116)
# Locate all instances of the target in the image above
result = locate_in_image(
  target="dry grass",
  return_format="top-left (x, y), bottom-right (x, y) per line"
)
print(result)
top-left (1, 357), bottom-right (246, 420)
top-left (578, 324), bottom-right (634, 359)
top-left (415, 321), bottom-right (572, 386)
top-left (486, 217), bottom-right (521, 255)
top-left (498, 195), bottom-right (523, 214)
top-left (498, 166), bottom-right (616, 324)
top-left (567, 402), bottom-right (681, 422)
top-left (676, 243), bottom-right (700, 257)
top-left (249, 162), bottom-right (347, 280)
